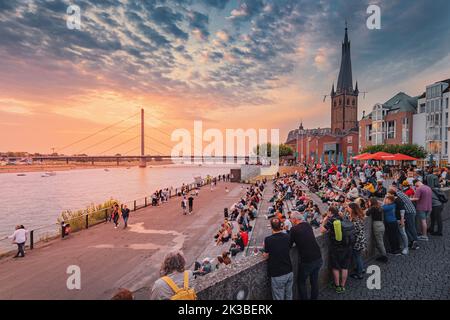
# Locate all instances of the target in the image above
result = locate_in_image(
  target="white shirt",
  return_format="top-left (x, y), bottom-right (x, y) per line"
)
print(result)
top-left (9, 229), bottom-right (28, 244)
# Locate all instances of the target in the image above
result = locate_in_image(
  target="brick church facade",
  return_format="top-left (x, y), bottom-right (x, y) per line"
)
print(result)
top-left (286, 25), bottom-right (359, 163)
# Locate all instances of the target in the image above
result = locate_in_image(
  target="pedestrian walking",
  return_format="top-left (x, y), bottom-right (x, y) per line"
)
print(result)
top-left (9, 225), bottom-right (28, 258)
top-left (188, 195), bottom-right (194, 214)
top-left (181, 197), bottom-right (188, 215)
top-left (122, 204), bottom-right (130, 229)
top-left (112, 203), bottom-right (120, 229)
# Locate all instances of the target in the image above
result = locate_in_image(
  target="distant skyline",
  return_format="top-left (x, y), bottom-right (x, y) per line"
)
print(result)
top-left (0, 0), bottom-right (449, 154)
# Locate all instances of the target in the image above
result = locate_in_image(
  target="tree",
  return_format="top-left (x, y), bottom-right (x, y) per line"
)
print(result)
top-left (255, 143), bottom-right (293, 158)
top-left (361, 144), bottom-right (426, 159)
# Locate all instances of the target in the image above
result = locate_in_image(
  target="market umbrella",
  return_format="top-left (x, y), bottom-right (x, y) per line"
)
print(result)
top-left (352, 153), bottom-right (369, 160)
top-left (359, 151), bottom-right (394, 161)
top-left (381, 153), bottom-right (418, 161)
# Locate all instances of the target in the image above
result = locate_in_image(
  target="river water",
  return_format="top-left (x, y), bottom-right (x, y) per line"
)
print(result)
top-left (0, 165), bottom-right (236, 250)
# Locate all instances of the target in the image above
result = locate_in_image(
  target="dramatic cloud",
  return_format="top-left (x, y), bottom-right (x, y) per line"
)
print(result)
top-left (0, 0), bottom-right (449, 152)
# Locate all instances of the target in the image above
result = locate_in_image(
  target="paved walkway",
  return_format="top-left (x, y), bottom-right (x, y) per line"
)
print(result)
top-left (320, 218), bottom-right (450, 300)
top-left (0, 182), bottom-right (245, 300)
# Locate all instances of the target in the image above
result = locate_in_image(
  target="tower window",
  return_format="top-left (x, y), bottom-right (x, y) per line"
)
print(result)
top-left (347, 98), bottom-right (350, 105)
top-left (352, 99), bottom-right (355, 106)
top-left (334, 101), bottom-right (336, 107)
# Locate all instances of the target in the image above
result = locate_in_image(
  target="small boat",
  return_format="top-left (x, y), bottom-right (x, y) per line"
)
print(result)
top-left (17, 173), bottom-right (26, 176)
top-left (104, 168), bottom-right (110, 172)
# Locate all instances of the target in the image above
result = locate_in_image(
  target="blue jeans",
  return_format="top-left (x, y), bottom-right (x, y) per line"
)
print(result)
top-left (271, 272), bottom-right (293, 300)
top-left (352, 249), bottom-right (364, 275)
top-left (298, 259), bottom-right (322, 300)
top-left (405, 212), bottom-right (418, 242)
top-left (123, 216), bottom-right (129, 227)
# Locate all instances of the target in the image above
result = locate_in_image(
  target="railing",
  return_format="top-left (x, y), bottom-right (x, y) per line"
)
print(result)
top-left (0, 174), bottom-right (229, 256)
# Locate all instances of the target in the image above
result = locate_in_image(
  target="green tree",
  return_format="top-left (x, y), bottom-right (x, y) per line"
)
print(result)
top-left (361, 144), bottom-right (426, 159)
top-left (255, 143), bottom-right (293, 157)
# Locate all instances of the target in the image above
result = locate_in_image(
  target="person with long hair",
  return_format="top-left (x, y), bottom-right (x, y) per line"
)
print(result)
top-left (347, 202), bottom-right (367, 280)
top-left (150, 251), bottom-right (193, 300)
top-left (366, 197), bottom-right (388, 263)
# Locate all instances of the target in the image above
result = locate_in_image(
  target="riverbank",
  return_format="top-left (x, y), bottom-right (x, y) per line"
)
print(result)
top-left (0, 160), bottom-right (176, 174)
top-left (0, 181), bottom-right (246, 299)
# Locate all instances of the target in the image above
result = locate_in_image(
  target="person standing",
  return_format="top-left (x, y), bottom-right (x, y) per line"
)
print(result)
top-left (289, 212), bottom-right (322, 300)
top-left (347, 203), bottom-right (367, 280)
top-left (382, 195), bottom-right (401, 254)
top-left (181, 197), bottom-right (187, 215)
top-left (393, 186), bottom-right (420, 250)
top-left (263, 218), bottom-right (293, 300)
top-left (429, 187), bottom-right (444, 236)
top-left (411, 180), bottom-right (433, 241)
top-left (121, 204), bottom-right (130, 229)
top-left (366, 197), bottom-right (388, 262)
top-left (112, 204), bottom-right (120, 229)
top-left (320, 206), bottom-right (353, 293)
top-left (188, 195), bottom-right (194, 214)
top-left (9, 225), bottom-right (28, 258)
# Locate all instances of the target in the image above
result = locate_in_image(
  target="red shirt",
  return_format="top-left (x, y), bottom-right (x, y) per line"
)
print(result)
top-left (240, 231), bottom-right (249, 247)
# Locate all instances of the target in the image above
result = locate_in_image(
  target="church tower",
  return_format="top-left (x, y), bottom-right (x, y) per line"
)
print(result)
top-left (331, 23), bottom-right (359, 134)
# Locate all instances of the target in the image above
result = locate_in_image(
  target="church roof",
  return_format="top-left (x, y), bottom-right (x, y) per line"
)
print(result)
top-left (336, 25), bottom-right (354, 94)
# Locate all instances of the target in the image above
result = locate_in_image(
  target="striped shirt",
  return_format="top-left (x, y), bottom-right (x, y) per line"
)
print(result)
top-left (396, 190), bottom-right (416, 214)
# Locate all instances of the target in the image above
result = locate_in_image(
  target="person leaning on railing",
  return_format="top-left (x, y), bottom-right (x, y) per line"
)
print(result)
top-left (8, 225), bottom-right (28, 258)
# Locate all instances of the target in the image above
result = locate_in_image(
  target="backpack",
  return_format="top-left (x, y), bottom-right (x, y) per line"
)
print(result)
top-left (432, 188), bottom-right (448, 204)
top-left (333, 218), bottom-right (355, 247)
top-left (161, 271), bottom-right (197, 300)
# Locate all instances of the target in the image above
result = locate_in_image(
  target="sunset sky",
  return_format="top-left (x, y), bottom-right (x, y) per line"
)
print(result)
top-left (0, 0), bottom-right (449, 155)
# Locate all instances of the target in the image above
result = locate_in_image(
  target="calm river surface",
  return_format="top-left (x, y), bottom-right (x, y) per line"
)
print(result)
top-left (0, 165), bottom-right (236, 248)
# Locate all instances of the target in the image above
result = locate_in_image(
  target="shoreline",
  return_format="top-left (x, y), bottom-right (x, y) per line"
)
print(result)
top-left (0, 161), bottom-right (175, 174)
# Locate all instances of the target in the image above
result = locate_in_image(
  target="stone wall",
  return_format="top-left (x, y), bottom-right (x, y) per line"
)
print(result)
top-left (194, 188), bottom-right (450, 300)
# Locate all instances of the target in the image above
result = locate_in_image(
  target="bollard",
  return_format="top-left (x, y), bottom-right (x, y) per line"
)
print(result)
top-left (134, 200), bottom-right (137, 211)
top-left (105, 208), bottom-right (108, 222)
top-left (30, 230), bottom-right (34, 250)
top-left (85, 214), bottom-right (89, 229)
top-left (145, 197), bottom-right (147, 207)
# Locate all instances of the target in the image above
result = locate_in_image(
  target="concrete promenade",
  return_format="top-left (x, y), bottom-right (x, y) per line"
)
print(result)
top-left (0, 182), bottom-right (245, 300)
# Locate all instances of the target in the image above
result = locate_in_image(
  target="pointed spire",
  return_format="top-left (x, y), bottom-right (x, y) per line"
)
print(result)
top-left (344, 20), bottom-right (349, 44)
top-left (354, 81), bottom-right (359, 94)
top-left (336, 21), bottom-right (353, 94)
top-left (331, 83), bottom-right (335, 96)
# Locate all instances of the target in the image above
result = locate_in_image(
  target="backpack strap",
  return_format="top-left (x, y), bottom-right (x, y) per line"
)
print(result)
top-left (161, 276), bottom-right (181, 294)
top-left (183, 271), bottom-right (189, 290)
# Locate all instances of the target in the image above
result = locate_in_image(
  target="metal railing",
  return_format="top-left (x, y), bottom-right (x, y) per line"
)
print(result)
top-left (0, 174), bottom-right (229, 255)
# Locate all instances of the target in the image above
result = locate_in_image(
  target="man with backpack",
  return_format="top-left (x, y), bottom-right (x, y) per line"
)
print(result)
top-left (320, 206), bottom-right (354, 293)
top-left (150, 251), bottom-right (196, 300)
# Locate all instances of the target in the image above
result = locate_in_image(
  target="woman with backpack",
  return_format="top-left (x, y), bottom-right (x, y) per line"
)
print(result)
top-left (347, 202), bottom-right (367, 280)
top-left (366, 197), bottom-right (388, 263)
top-left (150, 251), bottom-right (196, 300)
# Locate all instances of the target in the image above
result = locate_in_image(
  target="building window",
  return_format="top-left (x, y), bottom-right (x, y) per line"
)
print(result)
top-left (420, 104), bottom-right (425, 113)
top-left (387, 120), bottom-right (396, 139)
top-left (347, 146), bottom-right (353, 155)
top-left (347, 98), bottom-right (350, 105)
top-left (446, 97), bottom-right (449, 109)
top-left (334, 100), bottom-right (337, 107)
top-left (347, 136), bottom-right (352, 144)
top-left (402, 118), bottom-right (409, 144)
top-left (352, 99), bottom-right (355, 106)
top-left (365, 125), bottom-right (372, 142)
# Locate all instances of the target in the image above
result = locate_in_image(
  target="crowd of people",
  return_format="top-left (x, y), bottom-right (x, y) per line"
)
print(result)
top-left (261, 162), bottom-right (448, 300)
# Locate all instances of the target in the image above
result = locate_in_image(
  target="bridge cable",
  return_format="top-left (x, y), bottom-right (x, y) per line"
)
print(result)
top-left (56, 112), bottom-right (139, 153)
